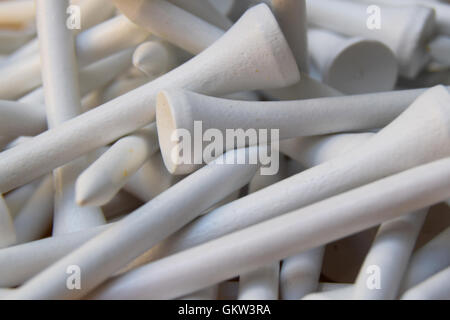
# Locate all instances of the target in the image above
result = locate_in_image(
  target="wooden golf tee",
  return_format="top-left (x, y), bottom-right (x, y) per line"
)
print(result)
top-left (1, 213), bottom-right (445, 295)
top-left (280, 133), bottom-right (426, 299)
top-left (167, 0), bottom-right (233, 30)
top-left (75, 15), bottom-right (149, 67)
top-left (156, 87), bottom-right (448, 174)
top-left (0, 14), bottom-right (148, 100)
top-left (400, 226), bottom-right (450, 292)
top-left (75, 124), bottom-right (159, 206)
top-left (9, 148), bottom-right (259, 299)
top-left (279, 133), bottom-right (373, 299)
top-left (132, 41), bottom-right (180, 78)
top-left (180, 286), bottom-right (219, 300)
top-left (0, 1), bottom-right (35, 28)
top-left (401, 267), bottom-right (450, 300)
top-left (97, 0), bottom-right (294, 194)
top-left (279, 248), bottom-right (325, 299)
top-left (278, 133), bottom-right (374, 168)
top-left (21, 47), bottom-right (135, 105)
top-left (307, 28), bottom-right (398, 94)
top-left (112, 0), bottom-right (224, 55)
top-left (0, 100), bottom-right (46, 137)
top-left (306, 0), bottom-right (436, 78)
top-left (209, 0), bottom-right (234, 17)
top-left (0, 28), bottom-right (34, 56)
top-left (13, 175), bottom-right (53, 244)
top-left (36, 0), bottom-right (105, 234)
top-left (302, 286), bottom-right (354, 300)
top-left (429, 36), bottom-right (450, 66)
top-left (143, 86), bottom-right (450, 264)
top-left (3, 49), bottom-right (133, 137)
top-left (0, 224), bottom-right (112, 288)
top-left (0, 3), bottom-right (299, 193)
top-left (238, 263), bottom-right (280, 300)
top-left (352, 209), bottom-right (428, 299)
top-left (282, 132), bottom-right (429, 299)
top-left (0, 194), bottom-right (15, 248)
top-left (88, 157), bottom-right (450, 299)
top-left (0, 0), bottom-right (115, 66)
top-left (123, 152), bottom-right (182, 202)
top-left (237, 159), bottom-right (289, 300)
top-left (3, 179), bottom-right (41, 217)
top-left (270, 0), bottom-right (309, 72)
top-left (263, 73), bottom-right (342, 101)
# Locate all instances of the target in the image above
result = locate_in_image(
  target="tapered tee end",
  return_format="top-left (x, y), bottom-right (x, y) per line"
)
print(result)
top-left (156, 90), bottom-right (197, 175)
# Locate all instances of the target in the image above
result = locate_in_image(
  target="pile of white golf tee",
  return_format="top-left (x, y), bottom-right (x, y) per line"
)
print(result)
top-left (0, 0), bottom-right (449, 300)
